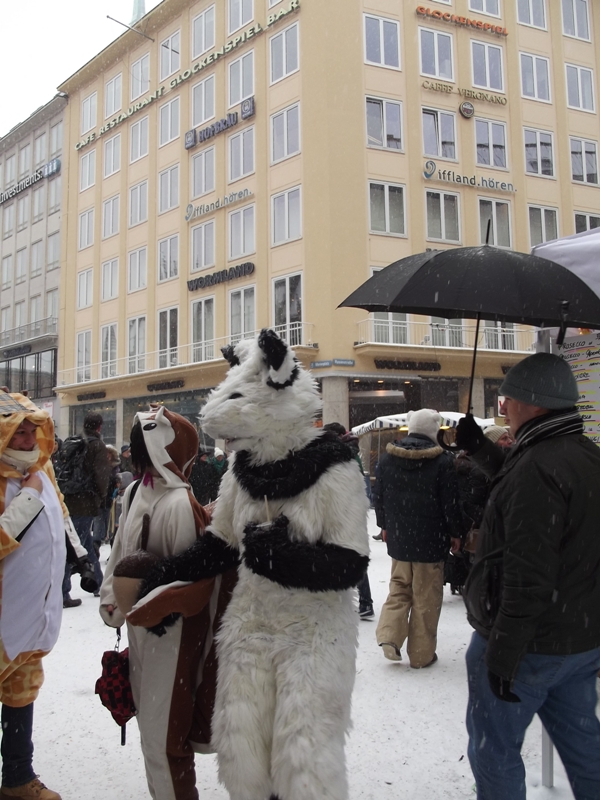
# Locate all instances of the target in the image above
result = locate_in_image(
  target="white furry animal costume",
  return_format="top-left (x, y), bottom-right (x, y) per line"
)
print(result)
top-left (139, 330), bottom-right (370, 800)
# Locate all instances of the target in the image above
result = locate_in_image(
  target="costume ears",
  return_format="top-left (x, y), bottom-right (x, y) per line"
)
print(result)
top-left (221, 345), bottom-right (240, 368)
top-left (258, 329), bottom-right (299, 391)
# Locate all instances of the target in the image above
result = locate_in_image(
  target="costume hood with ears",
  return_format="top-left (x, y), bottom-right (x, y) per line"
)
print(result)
top-left (0, 391), bottom-right (55, 468)
top-left (135, 406), bottom-right (199, 488)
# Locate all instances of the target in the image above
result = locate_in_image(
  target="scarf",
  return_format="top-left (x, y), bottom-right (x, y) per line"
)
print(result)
top-left (515, 407), bottom-right (584, 450)
top-left (1, 448), bottom-right (41, 473)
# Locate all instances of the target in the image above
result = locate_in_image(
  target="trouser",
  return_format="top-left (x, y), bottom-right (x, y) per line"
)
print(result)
top-left (376, 559), bottom-right (444, 667)
top-left (71, 515), bottom-right (103, 589)
top-left (357, 573), bottom-right (372, 608)
top-left (466, 632), bottom-right (600, 800)
top-left (92, 508), bottom-right (111, 549)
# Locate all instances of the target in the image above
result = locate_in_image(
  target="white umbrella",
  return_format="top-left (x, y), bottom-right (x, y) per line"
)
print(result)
top-left (532, 227), bottom-right (600, 297)
top-left (351, 411), bottom-right (495, 437)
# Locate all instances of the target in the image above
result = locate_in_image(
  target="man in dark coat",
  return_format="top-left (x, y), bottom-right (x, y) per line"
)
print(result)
top-left (457, 352), bottom-right (600, 800)
top-left (373, 409), bottom-right (462, 668)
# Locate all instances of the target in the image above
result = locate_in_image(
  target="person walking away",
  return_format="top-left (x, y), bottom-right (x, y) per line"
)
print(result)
top-left (456, 352), bottom-right (600, 800)
top-left (119, 444), bottom-right (133, 474)
top-left (374, 409), bottom-right (462, 667)
top-left (92, 446), bottom-right (120, 559)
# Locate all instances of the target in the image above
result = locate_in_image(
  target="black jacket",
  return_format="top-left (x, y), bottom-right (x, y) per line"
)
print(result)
top-left (372, 434), bottom-right (463, 562)
top-left (63, 430), bottom-right (111, 517)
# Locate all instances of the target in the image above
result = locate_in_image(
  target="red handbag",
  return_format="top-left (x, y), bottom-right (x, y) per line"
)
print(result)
top-left (95, 629), bottom-right (137, 745)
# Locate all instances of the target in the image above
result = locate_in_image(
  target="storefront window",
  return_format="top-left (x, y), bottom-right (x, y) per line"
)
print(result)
top-left (122, 390), bottom-right (213, 448)
top-left (70, 401), bottom-right (117, 445)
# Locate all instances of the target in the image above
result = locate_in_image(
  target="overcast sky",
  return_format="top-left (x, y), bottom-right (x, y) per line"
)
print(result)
top-left (0, 0), bottom-right (162, 138)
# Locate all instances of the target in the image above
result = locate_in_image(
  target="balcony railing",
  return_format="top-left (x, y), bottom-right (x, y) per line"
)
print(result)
top-left (0, 317), bottom-right (58, 349)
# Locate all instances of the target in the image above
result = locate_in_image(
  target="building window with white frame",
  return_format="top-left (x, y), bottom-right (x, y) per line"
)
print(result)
top-left (15, 249), bottom-right (26, 283)
top-left (101, 324), bottom-right (117, 378)
top-left (426, 190), bottom-right (460, 242)
top-left (14, 301), bottom-right (25, 329)
top-left (104, 134), bottom-right (121, 177)
top-left (81, 93), bottom-right (97, 135)
top-left (469, 0), bottom-right (499, 15)
top-left (128, 248), bottom-right (147, 292)
top-left (1, 256), bottom-right (12, 290)
top-left (271, 104), bottom-right (300, 163)
top-left (520, 53), bottom-right (550, 101)
top-left (529, 205), bottom-right (558, 246)
top-left (272, 187), bottom-right (301, 245)
top-left (50, 121), bottom-right (62, 156)
top-left (80, 150), bottom-right (95, 191)
top-left (158, 307), bottom-right (178, 368)
top-left (192, 75), bottom-right (215, 128)
top-left (193, 5), bottom-right (215, 58)
top-left (229, 128), bottom-right (254, 182)
top-left (518, 0), bottom-right (546, 28)
top-left (269, 0), bottom-right (284, 6)
top-left (79, 208), bottom-right (94, 250)
top-left (129, 181), bottom-right (148, 226)
top-left (18, 145), bottom-right (31, 178)
top-left (30, 240), bottom-right (43, 277)
top-left (48, 176), bottom-right (61, 213)
top-left (472, 40), bottom-right (504, 91)
top-left (229, 204), bottom-right (255, 259)
top-left (562, 0), bottom-right (590, 40)
top-left (273, 274), bottom-right (302, 345)
top-left (524, 128), bottom-right (554, 177)
top-left (191, 219), bottom-right (215, 271)
top-left (131, 54), bottom-right (150, 101)
top-left (0, 307), bottom-right (11, 333)
top-left (575, 212), bottom-right (600, 233)
top-left (47, 232), bottom-right (60, 270)
top-left (566, 64), bottom-right (594, 111)
top-left (101, 258), bottom-right (118, 301)
top-left (479, 198), bottom-right (510, 246)
top-left (366, 97), bottom-right (402, 150)
top-left (2, 205), bottom-right (14, 239)
top-left (131, 116), bottom-right (149, 162)
top-left (422, 108), bottom-right (456, 159)
top-left (77, 269), bottom-right (93, 309)
top-left (34, 133), bottom-right (47, 166)
top-left (30, 296), bottom-right (42, 332)
top-left (160, 31), bottom-right (180, 80)
top-left (192, 297), bottom-right (215, 361)
top-left (46, 288), bottom-right (58, 321)
top-left (270, 22), bottom-right (299, 84)
top-left (159, 97), bottom-right (180, 145)
top-left (192, 147), bottom-right (215, 197)
top-left (420, 28), bottom-right (453, 80)
top-left (159, 165), bottom-right (179, 213)
top-left (229, 0), bottom-right (253, 34)
top-left (230, 286), bottom-right (255, 343)
top-left (571, 137), bottom-right (598, 184)
top-left (369, 182), bottom-right (405, 235)
top-left (17, 196), bottom-right (29, 231)
top-left (476, 118), bottom-right (507, 167)
top-left (364, 15), bottom-right (400, 69)
top-left (105, 74), bottom-right (122, 118)
top-left (76, 330), bottom-right (92, 382)
top-left (159, 235), bottom-right (178, 282)
top-left (33, 185), bottom-right (45, 222)
top-left (102, 195), bottom-right (120, 238)
top-left (128, 316), bottom-right (146, 373)
top-left (229, 52), bottom-right (254, 107)
top-left (4, 155), bottom-right (15, 187)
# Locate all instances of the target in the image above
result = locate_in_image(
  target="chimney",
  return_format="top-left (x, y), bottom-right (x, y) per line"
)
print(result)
top-left (131, 0), bottom-right (146, 25)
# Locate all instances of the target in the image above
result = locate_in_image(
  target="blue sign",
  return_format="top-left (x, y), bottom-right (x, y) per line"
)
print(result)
top-left (333, 358), bottom-right (355, 367)
top-left (310, 360), bottom-right (332, 369)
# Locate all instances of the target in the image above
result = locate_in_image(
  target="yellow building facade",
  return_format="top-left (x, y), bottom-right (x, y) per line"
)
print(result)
top-left (57, 0), bottom-right (600, 444)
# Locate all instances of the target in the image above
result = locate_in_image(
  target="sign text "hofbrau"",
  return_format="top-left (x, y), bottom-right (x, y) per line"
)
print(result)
top-left (416, 6), bottom-right (508, 36)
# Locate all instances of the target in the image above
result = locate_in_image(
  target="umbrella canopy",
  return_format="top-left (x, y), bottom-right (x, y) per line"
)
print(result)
top-left (532, 227), bottom-right (600, 298)
top-left (351, 411), bottom-right (494, 437)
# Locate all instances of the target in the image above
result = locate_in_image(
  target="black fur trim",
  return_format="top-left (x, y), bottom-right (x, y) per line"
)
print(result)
top-left (233, 432), bottom-right (354, 500)
top-left (221, 345), bottom-right (240, 367)
top-left (266, 365), bottom-right (299, 391)
top-left (258, 328), bottom-right (288, 371)
top-left (243, 515), bottom-right (369, 592)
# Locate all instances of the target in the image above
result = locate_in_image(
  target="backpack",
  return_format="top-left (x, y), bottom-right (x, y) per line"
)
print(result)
top-left (55, 435), bottom-right (96, 496)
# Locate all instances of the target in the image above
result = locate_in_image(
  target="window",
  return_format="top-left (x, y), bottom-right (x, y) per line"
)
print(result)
top-left (128, 316), bottom-right (146, 373)
top-left (14, 301), bottom-right (25, 329)
top-left (102, 195), bottom-right (120, 238)
top-left (76, 330), bottom-right (92, 382)
top-left (192, 75), bottom-right (215, 128)
top-left (79, 208), bottom-right (94, 250)
top-left (131, 116), bottom-right (149, 162)
top-left (571, 137), bottom-right (598, 184)
top-left (80, 150), bottom-right (96, 191)
top-left (469, 0), bottom-right (499, 15)
top-left (270, 22), bottom-right (299, 84)
top-left (562, 0), bottom-right (590, 40)
top-left (131, 54), bottom-right (150, 100)
top-left (476, 118), bottom-right (506, 167)
top-left (81, 93), bottom-right (97, 134)
top-left (229, 0), bottom-right (253, 34)
top-left (47, 232), bottom-right (60, 270)
top-left (484, 320), bottom-right (515, 351)
top-left (158, 235), bottom-right (178, 281)
top-left (158, 307), bottom-right (178, 368)
top-left (529, 205), bottom-right (558, 246)
top-left (105, 74), bottom-right (122, 118)
top-left (33, 185), bottom-right (45, 222)
top-left (129, 181), bottom-right (148, 226)
top-left (518, 0), bottom-right (546, 28)
top-left (369, 182), bottom-right (405, 235)
top-left (104, 135), bottom-right (121, 177)
top-left (30, 296), bottom-right (42, 327)
top-left (193, 6), bottom-right (215, 58)
top-left (50, 121), bottom-right (63, 156)
top-left (101, 324), bottom-right (118, 378)
top-left (575, 212), bottom-right (600, 233)
top-left (366, 97), bottom-right (402, 150)
top-left (229, 128), bottom-right (254, 181)
top-left (192, 297), bottom-right (215, 361)
top-left (191, 220), bottom-right (215, 271)
top-left (159, 165), bottom-right (179, 213)
top-left (3, 204), bottom-right (14, 238)
top-left (4, 155), bottom-right (15, 186)
top-left (364, 15), bottom-right (400, 69)
top-left (229, 52), bottom-right (254, 107)
top-left (520, 53), bottom-right (550, 101)
top-left (422, 108), bottom-right (455, 159)
top-left (1, 307), bottom-right (11, 332)
top-left (192, 147), bottom-right (216, 197)
top-left (30, 241), bottom-right (43, 277)
top-left (101, 259), bottom-right (118, 301)
top-left (420, 28), bottom-right (453, 80)
top-left (46, 289), bottom-right (58, 321)
top-left (16, 249), bottom-right (26, 284)
top-left (160, 31), bottom-right (180, 80)
top-left (128, 248), bottom-right (147, 292)
top-left (273, 274), bottom-right (302, 345)
top-left (472, 41), bottom-right (504, 91)
top-left (431, 316), bottom-right (464, 347)
top-left (34, 134), bottom-right (47, 166)
top-left (159, 97), bottom-right (180, 145)
top-left (229, 205), bottom-right (255, 258)
top-left (566, 64), bottom-right (595, 111)
top-left (19, 145), bottom-right (31, 178)
top-left (271, 104), bottom-right (300, 162)
top-left (479, 198), bottom-right (510, 246)
top-left (272, 187), bottom-right (301, 245)
top-left (77, 269), bottom-right (93, 309)
top-left (524, 128), bottom-right (554, 177)
top-left (1, 255), bottom-right (12, 289)
top-left (48, 176), bottom-right (61, 213)
top-left (426, 190), bottom-right (460, 242)
top-left (17, 196), bottom-right (29, 231)
top-left (230, 286), bottom-right (255, 343)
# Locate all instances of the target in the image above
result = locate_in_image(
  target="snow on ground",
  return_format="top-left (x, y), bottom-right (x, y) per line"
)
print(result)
top-left (34, 511), bottom-right (583, 799)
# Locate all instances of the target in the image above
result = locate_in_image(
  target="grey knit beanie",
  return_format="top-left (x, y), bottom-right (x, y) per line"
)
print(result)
top-left (499, 353), bottom-right (578, 410)
top-left (484, 425), bottom-right (508, 444)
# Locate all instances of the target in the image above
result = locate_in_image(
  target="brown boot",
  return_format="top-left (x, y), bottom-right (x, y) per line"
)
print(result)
top-left (0, 777), bottom-right (61, 799)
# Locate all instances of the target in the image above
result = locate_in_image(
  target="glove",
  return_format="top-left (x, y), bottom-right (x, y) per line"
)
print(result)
top-left (455, 413), bottom-right (486, 454)
top-left (488, 670), bottom-right (520, 703)
top-left (77, 557), bottom-right (99, 594)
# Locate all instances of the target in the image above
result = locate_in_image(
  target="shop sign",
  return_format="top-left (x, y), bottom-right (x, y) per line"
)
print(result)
top-left (375, 359), bottom-right (441, 371)
top-left (0, 159), bottom-right (61, 206)
top-left (77, 390), bottom-right (106, 401)
top-left (422, 80), bottom-right (507, 105)
top-left (416, 6), bottom-right (508, 36)
top-left (459, 101), bottom-right (475, 118)
top-left (187, 262), bottom-right (255, 291)
top-left (424, 160), bottom-right (515, 193)
top-left (186, 112), bottom-right (240, 151)
top-left (75, 88), bottom-right (166, 150)
top-left (185, 189), bottom-right (253, 222)
top-left (310, 360), bottom-right (332, 369)
top-left (2, 344), bottom-right (32, 358)
top-left (333, 359), bottom-right (355, 367)
top-left (147, 379), bottom-right (185, 392)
